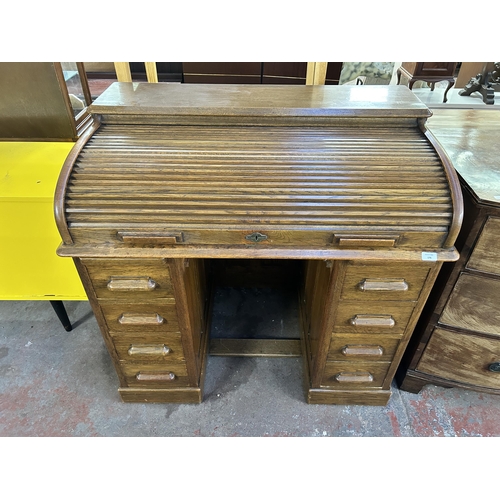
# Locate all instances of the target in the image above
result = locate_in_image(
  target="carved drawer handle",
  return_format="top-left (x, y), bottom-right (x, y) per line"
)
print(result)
top-left (128, 344), bottom-right (171, 357)
top-left (488, 362), bottom-right (500, 373)
top-left (341, 345), bottom-right (384, 357)
top-left (334, 371), bottom-right (374, 383)
top-left (107, 277), bottom-right (157, 292)
top-left (135, 372), bottom-right (176, 382)
top-left (357, 279), bottom-right (408, 292)
top-left (117, 231), bottom-right (184, 245)
top-left (349, 315), bottom-right (395, 328)
top-left (336, 235), bottom-right (398, 248)
top-left (118, 313), bottom-right (164, 326)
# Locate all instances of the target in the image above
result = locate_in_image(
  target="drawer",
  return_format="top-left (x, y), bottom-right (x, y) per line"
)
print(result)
top-left (340, 262), bottom-right (431, 302)
top-left (321, 361), bottom-right (391, 388)
top-left (416, 327), bottom-right (500, 389)
top-left (82, 258), bottom-right (174, 299)
top-left (333, 301), bottom-right (415, 335)
top-left (466, 217), bottom-right (500, 275)
top-left (71, 227), bottom-right (447, 250)
top-left (100, 301), bottom-right (179, 333)
top-left (112, 334), bottom-right (185, 363)
top-left (440, 273), bottom-right (500, 337)
top-left (327, 334), bottom-right (401, 362)
top-left (120, 362), bottom-right (190, 388)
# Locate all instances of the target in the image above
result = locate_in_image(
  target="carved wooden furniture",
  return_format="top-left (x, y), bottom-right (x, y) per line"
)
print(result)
top-left (459, 62), bottom-right (499, 105)
top-left (397, 109), bottom-right (500, 395)
top-left (54, 83), bottom-right (462, 405)
top-left (397, 62), bottom-right (458, 103)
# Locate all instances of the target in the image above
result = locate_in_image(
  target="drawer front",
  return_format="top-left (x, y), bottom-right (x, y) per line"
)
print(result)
top-left (333, 301), bottom-right (415, 335)
top-left (100, 301), bottom-right (179, 333)
top-left (327, 334), bottom-right (401, 362)
top-left (70, 227), bottom-right (447, 250)
top-left (416, 327), bottom-right (500, 389)
top-left (120, 362), bottom-right (190, 388)
top-left (440, 273), bottom-right (500, 337)
top-left (341, 262), bottom-right (431, 302)
top-left (82, 258), bottom-right (174, 299)
top-left (466, 217), bottom-right (500, 275)
top-left (321, 361), bottom-right (391, 388)
top-left (112, 334), bottom-right (185, 363)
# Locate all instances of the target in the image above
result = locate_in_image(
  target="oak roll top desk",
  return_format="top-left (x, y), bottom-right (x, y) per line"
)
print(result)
top-left (54, 83), bottom-right (462, 405)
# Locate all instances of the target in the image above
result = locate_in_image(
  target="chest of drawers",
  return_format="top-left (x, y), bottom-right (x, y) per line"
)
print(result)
top-left (54, 83), bottom-right (462, 405)
top-left (397, 109), bottom-right (500, 395)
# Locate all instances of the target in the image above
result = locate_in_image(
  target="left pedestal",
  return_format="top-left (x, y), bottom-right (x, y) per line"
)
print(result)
top-left (74, 257), bottom-right (209, 403)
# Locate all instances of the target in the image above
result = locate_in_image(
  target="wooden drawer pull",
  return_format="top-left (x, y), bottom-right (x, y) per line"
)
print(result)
top-left (334, 371), bottom-right (374, 383)
top-left (357, 279), bottom-right (408, 292)
top-left (349, 315), bottom-right (395, 328)
top-left (337, 236), bottom-right (397, 248)
top-left (128, 344), bottom-right (171, 357)
top-left (341, 345), bottom-right (384, 357)
top-left (107, 277), bottom-right (157, 292)
top-left (135, 372), bottom-right (176, 382)
top-left (118, 313), bottom-right (164, 325)
top-left (117, 231), bottom-right (183, 245)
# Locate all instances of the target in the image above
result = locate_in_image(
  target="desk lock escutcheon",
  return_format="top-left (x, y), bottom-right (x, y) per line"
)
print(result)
top-left (245, 232), bottom-right (268, 243)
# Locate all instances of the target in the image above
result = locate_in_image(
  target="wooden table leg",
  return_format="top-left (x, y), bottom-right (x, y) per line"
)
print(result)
top-left (50, 300), bottom-right (72, 331)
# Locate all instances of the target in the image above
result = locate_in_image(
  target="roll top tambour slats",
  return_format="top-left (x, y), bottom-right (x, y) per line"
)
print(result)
top-left (63, 124), bottom-right (452, 245)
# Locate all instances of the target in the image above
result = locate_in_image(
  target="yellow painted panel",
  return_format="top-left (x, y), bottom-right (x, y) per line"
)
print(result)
top-left (0, 142), bottom-right (73, 200)
top-left (0, 142), bottom-right (86, 300)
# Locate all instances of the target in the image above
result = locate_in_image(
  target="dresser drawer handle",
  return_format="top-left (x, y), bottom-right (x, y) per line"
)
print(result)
top-left (118, 313), bottom-right (164, 326)
top-left (334, 371), bottom-right (374, 383)
top-left (336, 235), bottom-right (397, 247)
top-left (349, 315), bottom-right (395, 328)
top-left (107, 277), bottom-right (157, 292)
top-left (357, 279), bottom-right (408, 292)
top-left (135, 372), bottom-right (176, 382)
top-left (117, 231), bottom-right (183, 245)
top-left (488, 362), bottom-right (500, 373)
top-left (128, 344), bottom-right (171, 357)
top-left (341, 345), bottom-right (384, 357)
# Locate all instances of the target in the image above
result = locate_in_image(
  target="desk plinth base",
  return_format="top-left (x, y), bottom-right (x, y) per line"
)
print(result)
top-left (119, 387), bottom-right (203, 404)
top-left (306, 388), bottom-right (391, 406)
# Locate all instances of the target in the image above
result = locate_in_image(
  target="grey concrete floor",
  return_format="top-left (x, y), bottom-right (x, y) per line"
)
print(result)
top-left (1, 294), bottom-right (500, 438)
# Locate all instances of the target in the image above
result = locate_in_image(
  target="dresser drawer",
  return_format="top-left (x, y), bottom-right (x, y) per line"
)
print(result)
top-left (439, 273), bottom-right (500, 337)
top-left (321, 361), bottom-right (391, 388)
top-left (327, 334), bottom-right (401, 362)
top-left (340, 262), bottom-right (431, 302)
top-left (333, 301), bottom-right (415, 335)
top-left (100, 301), bottom-right (179, 333)
top-left (416, 327), bottom-right (500, 389)
top-left (112, 334), bottom-right (185, 363)
top-left (120, 362), bottom-right (190, 388)
top-left (67, 226), bottom-right (448, 250)
top-left (466, 217), bottom-right (500, 275)
top-left (82, 258), bottom-right (174, 299)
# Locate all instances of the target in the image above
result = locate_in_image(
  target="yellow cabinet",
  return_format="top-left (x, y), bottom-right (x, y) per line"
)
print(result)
top-left (0, 142), bottom-right (85, 300)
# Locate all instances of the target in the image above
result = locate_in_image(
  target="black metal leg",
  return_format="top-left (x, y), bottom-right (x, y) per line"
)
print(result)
top-left (50, 300), bottom-right (72, 331)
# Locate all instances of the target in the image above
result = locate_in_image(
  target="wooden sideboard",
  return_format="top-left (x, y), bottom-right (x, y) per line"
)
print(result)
top-left (397, 62), bottom-right (457, 103)
top-left (397, 109), bottom-right (500, 395)
top-left (54, 83), bottom-right (462, 405)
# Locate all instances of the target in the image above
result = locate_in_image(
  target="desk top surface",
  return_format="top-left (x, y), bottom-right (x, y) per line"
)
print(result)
top-left (90, 83), bottom-right (431, 118)
top-left (426, 109), bottom-right (500, 205)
